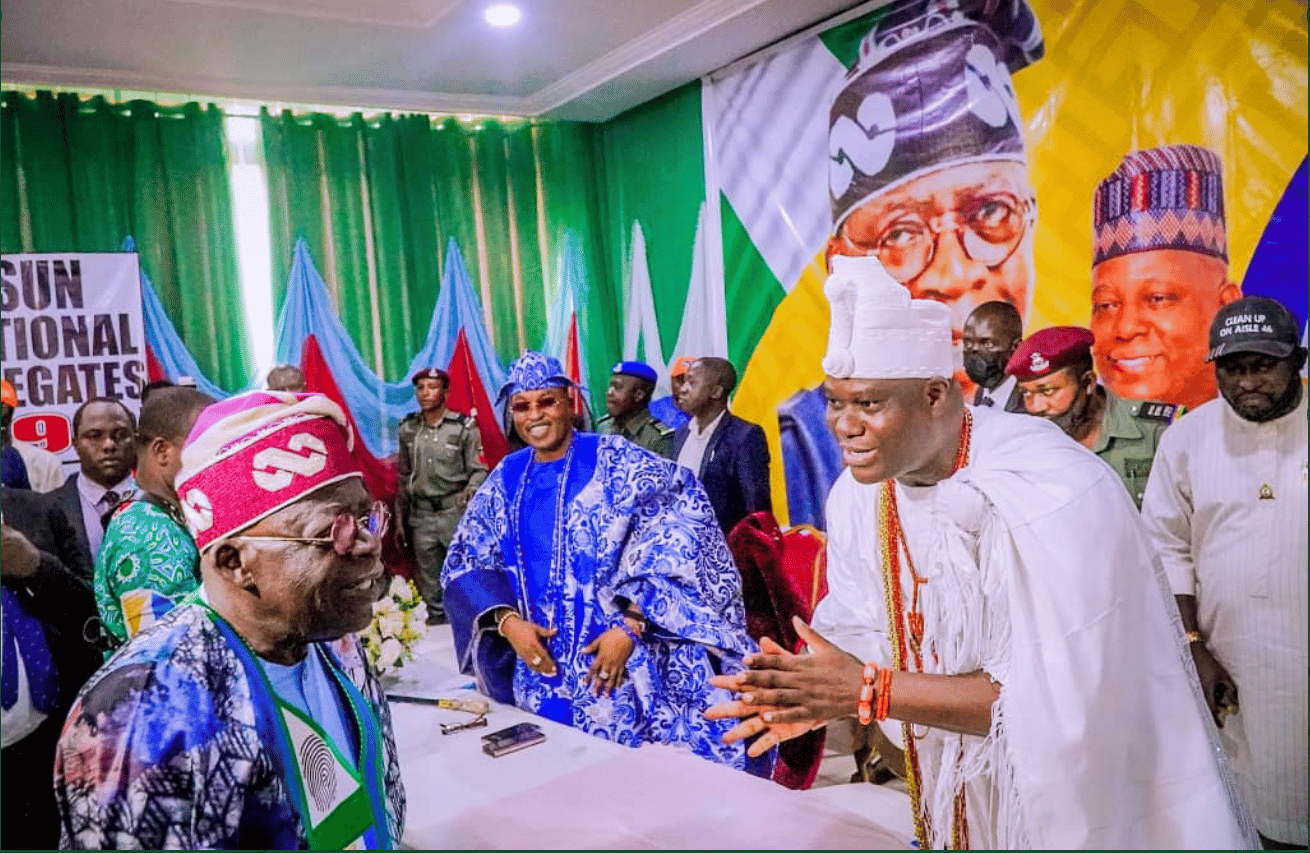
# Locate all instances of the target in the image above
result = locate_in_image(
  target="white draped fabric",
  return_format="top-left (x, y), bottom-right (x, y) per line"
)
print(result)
top-left (813, 405), bottom-right (1255, 848)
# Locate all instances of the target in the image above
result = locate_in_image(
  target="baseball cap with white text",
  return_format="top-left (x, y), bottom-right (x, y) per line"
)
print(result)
top-left (1206, 296), bottom-right (1301, 362)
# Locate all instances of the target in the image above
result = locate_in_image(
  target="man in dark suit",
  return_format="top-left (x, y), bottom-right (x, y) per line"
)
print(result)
top-left (673, 357), bottom-right (771, 535)
top-left (2, 486), bottom-right (103, 849)
top-left (962, 301), bottom-right (1026, 412)
top-left (55, 398), bottom-right (137, 576)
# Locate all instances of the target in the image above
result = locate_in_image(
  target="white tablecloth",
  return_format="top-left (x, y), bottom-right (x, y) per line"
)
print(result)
top-left (383, 651), bottom-right (913, 849)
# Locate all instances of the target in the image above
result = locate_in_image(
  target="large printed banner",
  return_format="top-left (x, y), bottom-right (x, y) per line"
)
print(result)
top-left (708, 0), bottom-right (1308, 527)
top-left (1, 252), bottom-right (146, 467)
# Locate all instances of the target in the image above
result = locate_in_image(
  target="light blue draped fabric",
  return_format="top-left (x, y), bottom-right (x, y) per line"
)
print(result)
top-left (543, 231), bottom-right (591, 395)
top-left (272, 238), bottom-right (505, 457)
top-left (411, 238), bottom-right (507, 396)
top-left (135, 233), bottom-right (507, 457)
top-left (128, 237), bottom-right (237, 401)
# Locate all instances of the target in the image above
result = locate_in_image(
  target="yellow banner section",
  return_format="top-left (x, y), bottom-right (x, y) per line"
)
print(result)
top-left (734, 0), bottom-right (1307, 525)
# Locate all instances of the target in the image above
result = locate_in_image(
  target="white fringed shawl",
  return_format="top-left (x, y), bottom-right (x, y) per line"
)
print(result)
top-left (837, 407), bottom-right (1255, 849)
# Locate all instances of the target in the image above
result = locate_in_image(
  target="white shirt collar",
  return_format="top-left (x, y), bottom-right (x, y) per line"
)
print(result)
top-left (76, 471), bottom-right (134, 507)
top-left (982, 374), bottom-right (1017, 405)
top-left (1223, 386), bottom-right (1307, 435)
top-left (687, 408), bottom-right (726, 440)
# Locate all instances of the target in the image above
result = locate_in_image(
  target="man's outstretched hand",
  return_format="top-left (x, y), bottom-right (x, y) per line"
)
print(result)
top-left (706, 617), bottom-right (865, 757)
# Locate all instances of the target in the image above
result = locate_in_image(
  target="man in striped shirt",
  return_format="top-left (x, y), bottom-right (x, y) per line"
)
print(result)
top-left (1142, 295), bottom-right (1307, 848)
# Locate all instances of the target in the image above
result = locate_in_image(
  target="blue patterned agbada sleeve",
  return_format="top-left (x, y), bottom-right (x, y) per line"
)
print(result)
top-left (596, 436), bottom-right (756, 659)
top-left (56, 608), bottom-right (407, 850)
top-left (54, 619), bottom-right (294, 849)
top-left (440, 465), bottom-right (522, 701)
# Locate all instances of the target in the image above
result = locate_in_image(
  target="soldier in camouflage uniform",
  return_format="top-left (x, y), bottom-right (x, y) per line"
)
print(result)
top-left (595, 361), bottom-right (674, 458)
top-left (1008, 326), bottom-right (1177, 508)
top-left (396, 367), bottom-right (488, 624)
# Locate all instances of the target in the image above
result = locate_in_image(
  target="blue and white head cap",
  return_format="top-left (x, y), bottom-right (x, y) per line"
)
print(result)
top-left (497, 351), bottom-right (576, 406)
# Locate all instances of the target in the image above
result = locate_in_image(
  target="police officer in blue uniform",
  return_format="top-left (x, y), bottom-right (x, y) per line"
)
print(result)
top-left (595, 361), bottom-right (674, 458)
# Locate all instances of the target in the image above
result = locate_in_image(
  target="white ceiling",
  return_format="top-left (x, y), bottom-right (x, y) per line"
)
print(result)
top-left (0, 0), bottom-right (867, 121)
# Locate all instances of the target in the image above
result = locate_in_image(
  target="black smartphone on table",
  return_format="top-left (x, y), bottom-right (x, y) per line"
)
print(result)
top-left (481, 722), bottom-right (547, 757)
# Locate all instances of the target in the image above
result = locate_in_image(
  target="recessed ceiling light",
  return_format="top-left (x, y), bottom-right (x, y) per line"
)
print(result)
top-left (484, 4), bottom-right (521, 27)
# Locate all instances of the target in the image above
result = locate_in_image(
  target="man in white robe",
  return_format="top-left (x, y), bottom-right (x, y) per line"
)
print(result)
top-left (708, 255), bottom-right (1255, 848)
top-left (1142, 296), bottom-right (1307, 848)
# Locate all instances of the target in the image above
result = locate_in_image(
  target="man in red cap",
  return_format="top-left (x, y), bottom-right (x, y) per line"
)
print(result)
top-left (54, 391), bottom-right (404, 849)
top-left (1006, 326), bottom-right (1176, 507)
top-left (395, 367), bottom-right (487, 625)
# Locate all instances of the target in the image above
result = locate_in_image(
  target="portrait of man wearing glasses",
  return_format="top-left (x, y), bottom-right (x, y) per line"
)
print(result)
top-left (778, 0), bottom-right (1045, 528)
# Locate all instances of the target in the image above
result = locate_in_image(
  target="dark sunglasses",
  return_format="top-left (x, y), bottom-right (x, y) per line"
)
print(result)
top-left (231, 500), bottom-right (390, 556)
top-left (509, 394), bottom-right (564, 414)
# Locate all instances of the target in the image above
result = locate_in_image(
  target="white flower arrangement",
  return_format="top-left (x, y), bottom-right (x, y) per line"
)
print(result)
top-left (360, 575), bottom-right (427, 676)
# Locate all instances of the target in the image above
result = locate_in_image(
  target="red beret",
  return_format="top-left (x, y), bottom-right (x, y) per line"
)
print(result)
top-left (411, 367), bottom-right (450, 385)
top-left (1006, 327), bottom-right (1095, 381)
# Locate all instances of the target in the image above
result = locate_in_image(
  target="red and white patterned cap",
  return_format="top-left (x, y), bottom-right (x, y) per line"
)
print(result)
top-left (175, 391), bottom-right (362, 553)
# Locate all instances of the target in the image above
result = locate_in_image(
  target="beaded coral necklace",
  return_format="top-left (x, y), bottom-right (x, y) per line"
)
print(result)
top-left (877, 407), bottom-right (972, 849)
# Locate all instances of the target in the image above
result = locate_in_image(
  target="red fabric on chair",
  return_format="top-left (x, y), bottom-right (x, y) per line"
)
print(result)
top-left (727, 512), bottom-right (789, 647)
top-left (780, 523), bottom-right (828, 629)
top-left (726, 511), bottom-right (830, 790)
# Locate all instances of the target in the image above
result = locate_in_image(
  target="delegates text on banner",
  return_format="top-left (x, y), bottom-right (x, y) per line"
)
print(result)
top-left (1, 252), bottom-right (146, 464)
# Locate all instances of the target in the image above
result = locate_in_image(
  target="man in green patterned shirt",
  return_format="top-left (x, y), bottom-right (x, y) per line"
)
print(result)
top-left (94, 386), bottom-right (214, 649)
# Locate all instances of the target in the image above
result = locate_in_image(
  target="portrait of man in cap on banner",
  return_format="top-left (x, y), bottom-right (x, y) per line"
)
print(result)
top-left (1089, 144), bottom-right (1240, 412)
top-left (780, 0), bottom-right (1045, 527)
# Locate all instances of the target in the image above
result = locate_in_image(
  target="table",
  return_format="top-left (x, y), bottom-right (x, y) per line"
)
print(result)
top-left (381, 650), bottom-right (913, 849)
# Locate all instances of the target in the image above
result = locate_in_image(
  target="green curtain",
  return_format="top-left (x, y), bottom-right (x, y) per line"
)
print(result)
top-left (261, 109), bottom-right (616, 384)
top-left (598, 81), bottom-right (707, 357)
top-left (0, 90), bottom-right (252, 391)
top-left (534, 121), bottom-right (614, 395)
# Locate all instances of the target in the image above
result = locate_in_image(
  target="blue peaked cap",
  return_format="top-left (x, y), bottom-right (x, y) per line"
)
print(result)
top-left (497, 351), bottom-right (576, 405)
top-left (611, 361), bottom-right (657, 384)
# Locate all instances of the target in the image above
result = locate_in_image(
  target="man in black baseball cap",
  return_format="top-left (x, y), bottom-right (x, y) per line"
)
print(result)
top-left (1206, 295), bottom-right (1305, 423)
top-left (1142, 293), bottom-right (1307, 848)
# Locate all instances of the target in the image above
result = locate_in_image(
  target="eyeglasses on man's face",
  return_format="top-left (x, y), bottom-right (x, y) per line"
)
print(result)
top-left (840, 192), bottom-right (1037, 283)
top-left (231, 500), bottom-right (390, 556)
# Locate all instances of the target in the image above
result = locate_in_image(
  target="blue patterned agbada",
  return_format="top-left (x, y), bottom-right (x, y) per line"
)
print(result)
top-left (442, 432), bottom-right (757, 769)
top-left (52, 602), bottom-right (405, 849)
